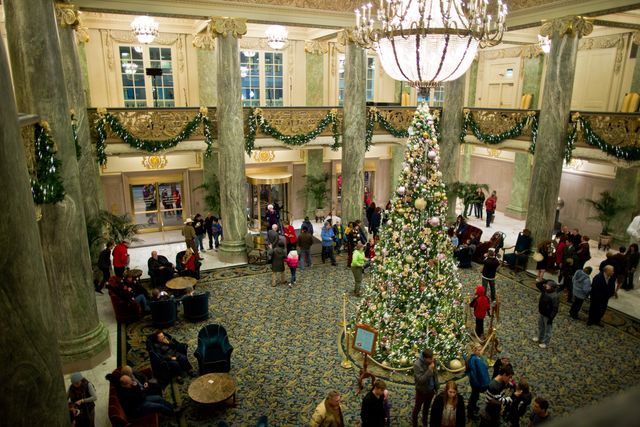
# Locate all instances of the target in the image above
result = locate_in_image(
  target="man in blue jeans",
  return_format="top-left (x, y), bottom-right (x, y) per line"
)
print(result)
top-left (320, 221), bottom-right (337, 266)
top-left (466, 344), bottom-right (490, 420)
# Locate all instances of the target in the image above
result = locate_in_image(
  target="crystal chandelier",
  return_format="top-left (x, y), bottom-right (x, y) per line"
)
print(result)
top-left (265, 25), bottom-right (288, 50)
top-left (353, 0), bottom-right (508, 88)
top-left (242, 50), bottom-right (257, 58)
top-left (538, 35), bottom-right (551, 54)
top-left (131, 16), bottom-right (159, 44)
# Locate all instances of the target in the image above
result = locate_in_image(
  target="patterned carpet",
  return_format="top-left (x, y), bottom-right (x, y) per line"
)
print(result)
top-left (120, 257), bottom-right (640, 426)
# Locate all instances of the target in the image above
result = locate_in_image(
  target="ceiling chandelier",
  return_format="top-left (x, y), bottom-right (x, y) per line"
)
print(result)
top-left (131, 15), bottom-right (159, 44)
top-left (538, 35), bottom-right (551, 54)
top-left (242, 49), bottom-right (257, 58)
top-left (265, 25), bottom-right (288, 50)
top-left (353, 0), bottom-right (508, 89)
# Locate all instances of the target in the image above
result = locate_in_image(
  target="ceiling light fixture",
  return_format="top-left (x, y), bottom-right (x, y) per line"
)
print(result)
top-left (538, 35), bottom-right (551, 54)
top-left (131, 15), bottom-right (159, 45)
top-left (266, 25), bottom-right (288, 50)
top-left (242, 49), bottom-right (257, 58)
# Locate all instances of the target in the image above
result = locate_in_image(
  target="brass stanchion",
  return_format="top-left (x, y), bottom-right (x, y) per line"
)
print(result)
top-left (340, 293), bottom-right (353, 369)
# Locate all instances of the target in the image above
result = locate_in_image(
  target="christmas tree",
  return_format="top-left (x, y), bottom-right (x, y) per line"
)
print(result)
top-left (353, 104), bottom-right (465, 368)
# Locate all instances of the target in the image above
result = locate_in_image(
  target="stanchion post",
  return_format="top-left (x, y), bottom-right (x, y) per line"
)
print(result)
top-left (340, 293), bottom-right (353, 369)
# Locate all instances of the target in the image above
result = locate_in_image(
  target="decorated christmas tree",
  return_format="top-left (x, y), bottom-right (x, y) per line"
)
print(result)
top-left (353, 104), bottom-right (465, 368)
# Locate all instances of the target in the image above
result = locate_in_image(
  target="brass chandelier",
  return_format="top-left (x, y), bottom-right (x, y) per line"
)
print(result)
top-left (353, 0), bottom-right (508, 88)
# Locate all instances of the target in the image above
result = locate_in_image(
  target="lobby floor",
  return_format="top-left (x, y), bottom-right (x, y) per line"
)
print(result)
top-left (72, 207), bottom-right (639, 426)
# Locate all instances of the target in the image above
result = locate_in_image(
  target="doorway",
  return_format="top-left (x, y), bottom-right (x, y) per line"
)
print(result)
top-left (129, 174), bottom-right (185, 232)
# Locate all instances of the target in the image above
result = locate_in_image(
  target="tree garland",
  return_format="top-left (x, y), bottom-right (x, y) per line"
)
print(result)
top-left (31, 121), bottom-right (65, 204)
top-left (460, 109), bottom-right (538, 145)
top-left (245, 108), bottom-right (340, 155)
top-left (95, 107), bottom-right (214, 166)
top-left (573, 113), bottom-right (640, 161)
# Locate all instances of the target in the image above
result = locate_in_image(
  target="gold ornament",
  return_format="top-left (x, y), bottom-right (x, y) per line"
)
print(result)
top-left (414, 197), bottom-right (427, 210)
top-left (405, 255), bottom-right (414, 264)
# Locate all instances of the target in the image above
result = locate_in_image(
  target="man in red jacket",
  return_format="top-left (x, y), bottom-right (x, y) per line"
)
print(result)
top-left (112, 241), bottom-right (130, 278)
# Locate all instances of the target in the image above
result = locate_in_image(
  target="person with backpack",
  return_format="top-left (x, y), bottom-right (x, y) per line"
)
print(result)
top-left (466, 344), bottom-right (490, 421)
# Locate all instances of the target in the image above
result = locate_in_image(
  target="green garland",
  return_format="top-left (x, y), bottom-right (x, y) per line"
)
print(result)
top-left (71, 114), bottom-right (81, 160)
top-left (31, 122), bottom-right (65, 204)
top-left (460, 110), bottom-right (537, 145)
top-left (95, 109), bottom-right (214, 166)
top-left (576, 115), bottom-right (640, 161)
top-left (364, 109), bottom-right (440, 151)
top-left (245, 108), bottom-right (340, 155)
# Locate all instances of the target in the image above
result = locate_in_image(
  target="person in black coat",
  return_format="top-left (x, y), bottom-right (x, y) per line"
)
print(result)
top-left (96, 241), bottom-right (114, 293)
top-left (430, 380), bottom-right (465, 427)
top-left (587, 265), bottom-right (616, 326)
top-left (361, 379), bottom-right (387, 427)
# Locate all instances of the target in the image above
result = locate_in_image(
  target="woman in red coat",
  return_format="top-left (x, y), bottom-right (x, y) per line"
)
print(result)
top-left (181, 249), bottom-right (197, 278)
top-left (484, 191), bottom-right (497, 228)
top-left (283, 220), bottom-right (298, 254)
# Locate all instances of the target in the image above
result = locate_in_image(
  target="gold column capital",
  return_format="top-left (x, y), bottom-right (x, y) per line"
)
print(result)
top-left (633, 31), bottom-right (640, 46)
top-left (337, 29), bottom-right (357, 46)
top-left (304, 40), bottom-right (329, 55)
top-left (209, 17), bottom-right (247, 39)
top-left (55, 2), bottom-right (90, 43)
top-left (192, 31), bottom-right (216, 50)
top-left (540, 16), bottom-right (593, 39)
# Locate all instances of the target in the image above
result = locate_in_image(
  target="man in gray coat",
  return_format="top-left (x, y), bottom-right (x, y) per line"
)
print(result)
top-left (412, 349), bottom-right (439, 427)
top-left (570, 266), bottom-right (592, 320)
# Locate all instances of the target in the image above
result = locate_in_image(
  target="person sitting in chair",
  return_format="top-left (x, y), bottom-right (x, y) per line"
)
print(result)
top-left (148, 251), bottom-right (175, 287)
top-left (454, 239), bottom-right (474, 268)
top-left (504, 229), bottom-right (533, 270)
top-left (179, 248), bottom-right (199, 279)
top-left (151, 330), bottom-right (195, 384)
top-left (117, 374), bottom-right (178, 417)
top-left (107, 276), bottom-right (150, 314)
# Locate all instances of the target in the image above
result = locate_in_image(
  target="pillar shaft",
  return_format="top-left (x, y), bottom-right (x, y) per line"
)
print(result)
top-left (389, 145), bottom-right (406, 201)
top-left (0, 33), bottom-right (70, 427)
top-left (459, 144), bottom-right (473, 183)
top-left (214, 18), bottom-right (247, 262)
top-left (525, 17), bottom-right (592, 246)
top-left (610, 167), bottom-right (640, 244)
top-left (341, 37), bottom-right (367, 224)
top-left (57, 4), bottom-right (104, 228)
top-left (306, 52), bottom-right (324, 106)
top-left (440, 76), bottom-right (465, 220)
top-left (197, 48), bottom-right (217, 106)
top-left (305, 149), bottom-right (325, 218)
top-left (505, 152), bottom-right (533, 219)
top-left (4, 0), bottom-right (109, 369)
top-left (522, 55), bottom-right (545, 109)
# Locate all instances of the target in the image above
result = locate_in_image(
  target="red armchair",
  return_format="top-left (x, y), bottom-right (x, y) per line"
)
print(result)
top-left (108, 290), bottom-right (142, 323)
top-left (107, 368), bottom-right (159, 427)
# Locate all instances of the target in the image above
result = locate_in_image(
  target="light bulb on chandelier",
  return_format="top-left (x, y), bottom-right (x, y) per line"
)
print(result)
top-left (131, 15), bottom-right (159, 45)
top-left (265, 25), bottom-right (288, 50)
top-left (353, 0), bottom-right (508, 90)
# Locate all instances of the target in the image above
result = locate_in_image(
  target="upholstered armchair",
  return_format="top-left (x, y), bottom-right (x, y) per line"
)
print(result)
top-left (146, 333), bottom-right (189, 385)
top-left (194, 324), bottom-right (234, 374)
top-left (175, 250), bottom-right (201, 279)
top-left (473, 231), bottom-right (506, 263)
top-left (182, 291), bottom-right (210, 322)
top-left (150, 298), bottom-right (177, 328)
top-left (502, 231), bottom-right (533, 271)
top-left (107, 367), bottom-right (159, 427)
top-left (107, 289), bottom-right (142, 323)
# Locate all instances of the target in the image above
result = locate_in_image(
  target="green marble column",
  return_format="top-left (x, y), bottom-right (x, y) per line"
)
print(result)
top-left (306, 52), bottom-right (324, 106)
top-left (0, 34), bottom-right (70, 427)
top-left (213, 17), bottom-right (247, 263)
top-left (631, 51), bottom-right (640, 93)
top-left (57, 2), bottom-right (104, 229)
top-left (389, 145), bottom-right (406, 200)
top-left (77, 43), bottom-right (91, 106)
top-left (610, 167), bottom-right (640, 244)
top-left (197, 48), bottom-right (217, 106)
top-left (305, 149), bottom-right (324, 218)
top-left (202, 152), bottom-right (221, 217)
top-left (505, 152), bottom-right (533, 219)
top-left (467, 60), bottom-right (479, 107)
top-left (5, 0), bottom-right (109, 369)
top-left (440, 76), bottom-right (465, 220)
top-left (341, 36), bottom-right (367, 224)
top-left (526, 17), bottom-right (593, 247)
top-left (459, 144), bottom-right (473, 183)
top-left (522, 55), bottom-right (545, 109)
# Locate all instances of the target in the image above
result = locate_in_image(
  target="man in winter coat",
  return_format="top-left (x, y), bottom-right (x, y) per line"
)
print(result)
top-left (587, 265), bottom-right (616, 326)
top-left (570, 266), bottom-right (592, 319)
top-left (310, 390), bottom-right (344, 427)
top-left (412, 349), bottom-right (439, 427)
top-left (466, 345), bottom-right (490, 420)
top-left (533, 280), bottom-right (563, 349)
top-left (360, 379), bottom-right (387, 427)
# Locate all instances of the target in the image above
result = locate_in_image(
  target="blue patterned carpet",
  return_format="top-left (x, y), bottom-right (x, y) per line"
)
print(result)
top-left (121, 257), bottom-right (640, 426)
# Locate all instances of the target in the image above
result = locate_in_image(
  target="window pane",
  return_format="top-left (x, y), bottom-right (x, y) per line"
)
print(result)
top-left (149, 48), bottom-right (160, 60)
top-left (120, 45), bottom-right (147, 106)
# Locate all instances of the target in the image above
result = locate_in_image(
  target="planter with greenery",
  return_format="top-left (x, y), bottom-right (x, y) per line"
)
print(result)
top-left (450, 182), bottom-right (489, 217)
top-left (300, 173), bottom-right (330, 219)
top-left (583, 190), bottom-right (630, 249)
top-left (86, 210), bottom-right (141, 263)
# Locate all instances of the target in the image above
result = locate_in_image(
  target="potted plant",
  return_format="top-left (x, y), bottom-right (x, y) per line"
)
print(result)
top-left (300, 173), bottom-right (330, 220)
top-left (583, 190), bottom-right (629, 250)
top-left (450, 182), bottom-right (489, 217)
top-left (87, 210), bottom-right (141, 262)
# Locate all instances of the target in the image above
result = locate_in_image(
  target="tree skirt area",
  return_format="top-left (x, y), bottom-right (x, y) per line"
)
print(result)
top-left (120, 258), bottom-right (640, 426)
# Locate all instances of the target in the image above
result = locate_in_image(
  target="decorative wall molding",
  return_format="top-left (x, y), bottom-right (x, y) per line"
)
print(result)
top-left (579, 33), bottom-right (626, 73)
top-left (142, 155), bottom-right (168, 169)
top-left (539, 16), bottom-right (594, 39)
top-left (101, 29), bottom-right (182, 70)
top-left (209, 17), bottom-right (248, 39)
top-left (252, 150), bottom-right (276, 162)
top-left (304, 40), bottom-right (329, 55)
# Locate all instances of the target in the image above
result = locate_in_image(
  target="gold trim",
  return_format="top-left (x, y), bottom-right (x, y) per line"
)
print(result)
top-left (209, 17), bottom-right (248, 39)
top-left (305, 40), bottom-right (329, 55)
top-left (128, 173), bottom-right (183, 185)
top-left (252, 150), bottom-right (276, 162)
top-left (246, 175), bottom-right (292, 185)
top-left (142, 155), bottom-right (168, 169)
top-left (55, 2), bottom-right (80, 28)
top-left (540, 16), bottom-right (593, 39)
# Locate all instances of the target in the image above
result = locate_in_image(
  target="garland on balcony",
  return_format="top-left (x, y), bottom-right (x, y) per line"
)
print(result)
top-left (31, 121), bottom-right (65, 204)
top-left (460, 109), bottom-right (538, 146)
top-left (95, 107), bottom-right (214, 166)
top-left (70, 113), bottom-right (81, 160)
top-left (245, 108), bottom-right (340, 154)
top-left (571, 113), bottom-right (640, 161)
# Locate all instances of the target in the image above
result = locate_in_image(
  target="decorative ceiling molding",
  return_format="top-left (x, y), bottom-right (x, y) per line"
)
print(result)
top-left (203, 0), bottom-right (363, 13)
top-left (592, 19), bottom-right (640, 30)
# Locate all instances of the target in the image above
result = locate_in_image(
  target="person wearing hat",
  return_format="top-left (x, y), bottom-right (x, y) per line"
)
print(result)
top-left (351, 241), bottom-right (366, 297)
top-left (181, 217), bottom-right (201, 260)
top-left (68, 372), bottom-right (97, 427)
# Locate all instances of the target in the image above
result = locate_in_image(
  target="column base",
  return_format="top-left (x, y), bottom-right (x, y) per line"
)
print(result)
top-left (505, 205), bottom-right (528, 220)
top-left (60, 322), bottom-right (110, 373)
top-left (218, 239), bottom-right (247, 264)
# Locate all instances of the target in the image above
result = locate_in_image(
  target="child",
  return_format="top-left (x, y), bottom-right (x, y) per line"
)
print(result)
top-left (470, 285), bottom-right (491, 338)
top-left (364, 237), bottom-right (376, 270)
top-left (211, 217), bottom-right (223, 250)
top-left (285, 249), bottom-right (299, 288)
top-left (506, 379), bottom-right (532, 427)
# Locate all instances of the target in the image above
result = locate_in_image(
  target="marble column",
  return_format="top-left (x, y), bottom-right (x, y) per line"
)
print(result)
top-left (56, 2), bottom-right (104, 228)
top-left (466, 59), bottom-right (479, 107)
top-left (389, 145), bottom-right (406, 201)
top-left (459, 144), bottom-right (473, 183)
top-left (522, 55), bottom-right (545, 109)
top-left (341, 35), bottom-right (367, 224)
top-left (305, 52), bottom-right (324, 106)
top-left (212, 17), bottom-right (248, 262)
top-left (525, 17), bottom-right (593, 246)
top-left (305, 149), bottom-right (324, 218)
top-left (631, 33), bottom-right (640, 93)
top-left (0, 34), bottom-right (70, 427)
top-left (610, 167), bottom-right (640, 244)
top-left (505, 152), bottom-right (533, 219)
top-left (4, 0), bottom-right (109, 370)
top-left (440, 76), bottom-right (465, 220)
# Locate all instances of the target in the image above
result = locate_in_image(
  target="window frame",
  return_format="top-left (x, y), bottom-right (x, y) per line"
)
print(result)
top-left (241, 50), bottom-right (286, 107)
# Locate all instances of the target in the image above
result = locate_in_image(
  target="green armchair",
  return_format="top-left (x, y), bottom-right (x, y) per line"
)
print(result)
top-left (194, 324), bottom-right (233, 374)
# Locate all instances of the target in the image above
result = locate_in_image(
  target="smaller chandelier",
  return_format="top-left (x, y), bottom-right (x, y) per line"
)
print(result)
top-left (266, 25), bottom-right (288, 50)
top-left (538, 35), bottom-right (551, 54)
top-left (122, 62), bottom-right (138, 75)
top-left (131, 16), bottom-right (159, 44)
top-left (242, 50), bottom-right (257, 58)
